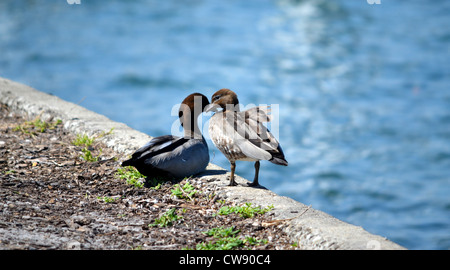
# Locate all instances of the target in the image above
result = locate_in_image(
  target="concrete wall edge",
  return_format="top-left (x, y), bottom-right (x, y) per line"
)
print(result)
top-left (0, 77), bottom-right (406, 250)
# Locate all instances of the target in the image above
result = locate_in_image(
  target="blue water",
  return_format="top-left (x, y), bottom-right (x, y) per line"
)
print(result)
top-left (1, 0), bottom-right (449, 250)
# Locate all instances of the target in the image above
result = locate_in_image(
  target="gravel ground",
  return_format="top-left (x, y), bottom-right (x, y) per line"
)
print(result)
top-left (0, 103), bottom-right (298, 250)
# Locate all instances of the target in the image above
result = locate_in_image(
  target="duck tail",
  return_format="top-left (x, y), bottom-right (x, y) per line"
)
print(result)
top-left (121, 158), bottom-right (134, 167)
top-left (268, 145), bottom-right (288, 166)
top-left (269, 155), bottom-right (288, 166)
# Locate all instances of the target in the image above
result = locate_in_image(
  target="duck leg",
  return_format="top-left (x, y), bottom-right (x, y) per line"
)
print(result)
top-left (248, 161), bottom-right (260, 187)
top-left (229, 161), bottom-right (237, 186)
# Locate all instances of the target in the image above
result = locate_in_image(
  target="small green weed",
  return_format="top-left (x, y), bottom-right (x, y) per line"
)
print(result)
top-left (196, 226), bottom-right (242, 250)
top-left (196, 236), bottom-right (243, 250)
top-left (204, 226), bottom-right (240, 238)
top-left (97, 196), bottom-right (116, 203)
top-left (3, 170), bottom-right (16, 175)
top-left (193, 226), bottom-right (269, 250)
top-left (244, 236), bottom-right (268, 246)
top-left (150, 208), bottom-right (182, 228)
top-left (72, 128), bottom-right (114, 147)
top-left (14, 117), bottom-right (62, 136)
top-left (116, 166), bottom-right (145, 188)
top-left (171, 180), bottom-right (198, 200)
top-left (72, 133), bottom-right (95, 147)
top-left (72, 128), bottom-right (113, 162)
top-left (72, 134), bottom-right (99, 162)
top-left (81, 147), bottom-right (102, 162)
top-left (215, 203), bottom-right (274, 219)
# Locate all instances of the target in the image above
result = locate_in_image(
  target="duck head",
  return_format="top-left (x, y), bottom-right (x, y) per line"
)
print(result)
top-left (206, 89), bottom-right (240, 113)
top-left (178, 93), bottom-right (210, 139)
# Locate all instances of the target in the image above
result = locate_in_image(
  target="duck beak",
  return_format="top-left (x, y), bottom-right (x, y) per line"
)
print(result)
top-left (205, 103), bottom-right (220, 113)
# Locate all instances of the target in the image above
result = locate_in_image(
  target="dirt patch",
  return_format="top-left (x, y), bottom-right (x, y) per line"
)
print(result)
top-left (0, 103), bottom-right (298, 250)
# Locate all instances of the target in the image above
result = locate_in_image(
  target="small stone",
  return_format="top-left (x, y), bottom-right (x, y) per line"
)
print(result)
top-left (66, 240), bottom-right (81, 250)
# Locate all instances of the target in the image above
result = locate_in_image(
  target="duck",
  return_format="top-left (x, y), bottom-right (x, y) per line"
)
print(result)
top-left (121, 93), bottom-right (210, 179)
top-left (206, 89), bottom-right (288, 186)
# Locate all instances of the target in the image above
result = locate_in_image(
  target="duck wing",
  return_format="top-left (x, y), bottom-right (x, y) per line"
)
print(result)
top-left (122, 135), bottom-right (188, 167)
top-left (221, 107), bottom-right (283, 161)
top-left (239, 112), bottom-right (288, 165)
top-left (241, 108), bottom-right (288, 165)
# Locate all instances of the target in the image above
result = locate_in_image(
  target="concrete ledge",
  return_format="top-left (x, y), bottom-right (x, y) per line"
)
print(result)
top-left (0, 77), bottom-right (405, 250)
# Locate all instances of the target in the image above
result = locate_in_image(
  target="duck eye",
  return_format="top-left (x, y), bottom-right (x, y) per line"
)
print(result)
top-left (213, 95), bottom-right (222, 101)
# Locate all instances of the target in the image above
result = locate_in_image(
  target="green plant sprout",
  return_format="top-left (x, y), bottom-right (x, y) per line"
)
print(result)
top-left (150, 208), bottom-right (183, 228)
top-left (171, 180), bottom-right (198, 200)
top-left (14, 117), bottom-right (62, 136)
top-left (116, 166), bottom-right (145, 188)
top-left (215, 203), bottom-right (274, 219)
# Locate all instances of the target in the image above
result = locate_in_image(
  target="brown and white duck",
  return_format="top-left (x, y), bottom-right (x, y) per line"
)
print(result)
top-left (206, 89), bottom-right (288, 186)
top-left (122, 93), bottom-right (210, 179)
